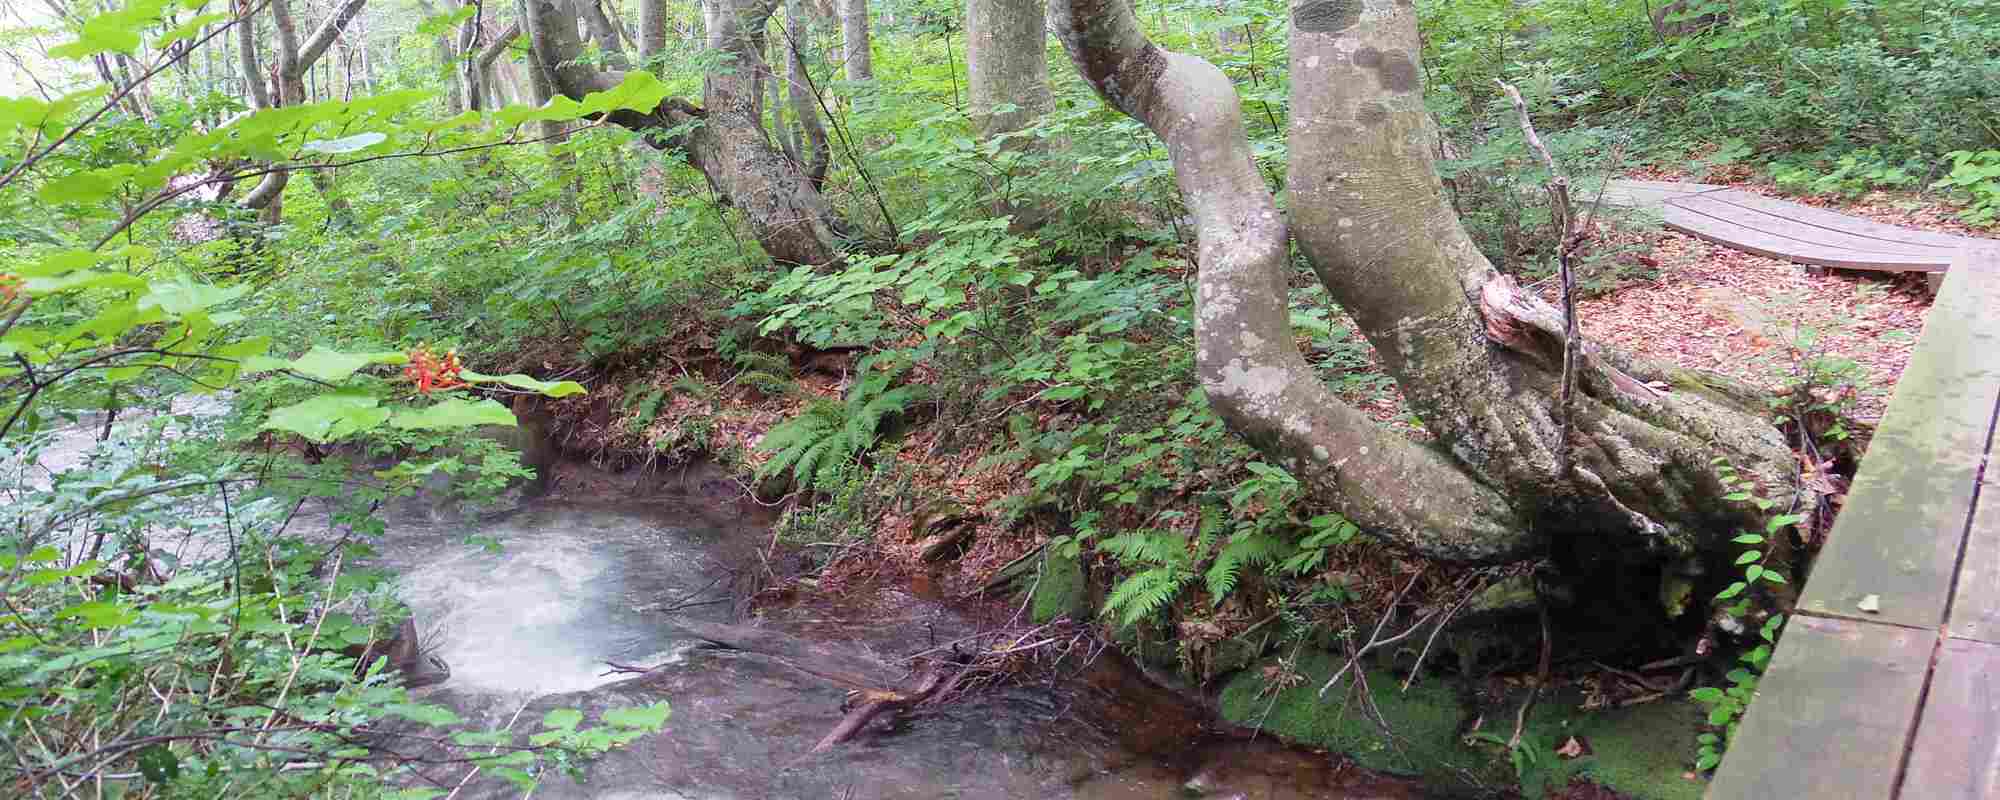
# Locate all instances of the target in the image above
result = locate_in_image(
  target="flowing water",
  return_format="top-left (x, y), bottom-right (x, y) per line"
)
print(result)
top-left (16, 401), bottom-right (1436, 799)
top-left (362, 466), bottom-right (1436, 800)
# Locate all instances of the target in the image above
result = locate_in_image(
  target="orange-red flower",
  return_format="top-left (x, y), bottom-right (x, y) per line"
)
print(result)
top-left (403, 345), bottom-right (465, 395)
top-left (0, 274), bottom-right (22, 304)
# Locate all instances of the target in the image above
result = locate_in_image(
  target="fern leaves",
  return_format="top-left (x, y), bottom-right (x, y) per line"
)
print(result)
top-left (1205, 532), bottom-right (1288, 601)
top-left (1104, 567), bottom-right (1194, 627)
top-left (755, 353), bottom-right (928, 493)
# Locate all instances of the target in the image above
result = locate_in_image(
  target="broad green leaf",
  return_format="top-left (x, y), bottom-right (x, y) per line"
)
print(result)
top-left (389, 398), bottom-right (516, 431)
top-left (301, 131), bottom-right (388, 154)
top-left (140, 276), bottom-right (246, 315)
top-left (263, 393), bottom-right (391, 442)
top-left (249, 346), bottom-right (407, 382)
top-left (23, 270), bottom-right (146, 295)
top-left (39, 164), bottom-right (140, 204)
top-left (1731, 533), bottom-right (1764, 544)
top-left (602, 701), bottom-right (671, 730)
top-left (541, 708), bottom-right (583, 730)
top-left (157, 12), bottom-right (228, 47)
top-left (581, 72), bottom-right (672, 115)
top-left (461, 370), bottom-right (587, 397)
top-left (58, 600), bottom-right (138, 628)
top-left (1734, 551), bottom-right (1760, 565)
top-left (384, 703), bottom-right (462, 726)
top-left (0, 97), bottom-right (51, 132)
top-left (48, 0), bottom-right (175, 58)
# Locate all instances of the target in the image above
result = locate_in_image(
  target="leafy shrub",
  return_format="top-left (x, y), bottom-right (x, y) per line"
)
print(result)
top-left (1933, 149), bottom-right (2000, 226)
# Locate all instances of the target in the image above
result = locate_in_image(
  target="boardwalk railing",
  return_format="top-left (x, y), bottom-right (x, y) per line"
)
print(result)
top-left (1706, 245), bottom-right (2000, 799)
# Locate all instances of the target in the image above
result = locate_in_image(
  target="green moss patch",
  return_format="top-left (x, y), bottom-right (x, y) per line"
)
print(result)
top-left (1219, 652), bottom-right (1707, 799)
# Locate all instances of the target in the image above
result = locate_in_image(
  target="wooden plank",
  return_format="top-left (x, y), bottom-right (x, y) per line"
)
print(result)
top-left (1899, 637), bottom-right (2000, 799)
top-left (1705, 615), bottom-right (1930, 800)
top-left (1713, 191), bottom-right (1986, 251)
top-left (1669, 192), bottom-right (1957, 258)
top-left (1663, 203), bottom-right (1947, 273)
top-left (1597, 179), bottom-right (1727, 209)
top-left (1951, 470), bottom-right (2000, 644)
top-left (1946, 249), bottom-right (2000, 645)
top-left (1799, 246), bottom-right (2000, 627)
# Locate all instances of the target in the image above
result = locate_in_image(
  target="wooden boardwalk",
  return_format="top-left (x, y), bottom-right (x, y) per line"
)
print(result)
top-left (1600, 179), bottom-right (1989, 287)
top-left (1706, 246), bottom-right (2000, 799)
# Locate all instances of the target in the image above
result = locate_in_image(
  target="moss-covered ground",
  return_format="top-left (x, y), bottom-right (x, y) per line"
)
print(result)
top-left (1219, 652), bottom-right (1706, 799)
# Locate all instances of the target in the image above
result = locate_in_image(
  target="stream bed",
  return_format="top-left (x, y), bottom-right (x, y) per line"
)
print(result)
top-left (363, 466), bottom-right (1438, 800)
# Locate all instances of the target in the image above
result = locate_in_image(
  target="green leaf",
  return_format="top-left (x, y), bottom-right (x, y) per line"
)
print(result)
top-left (157, 12), bottom-right (228, 47)
top-left (1715, 581), bottom-right (1747, 601)
top-left (48, 0), bottom-right (174, 58)
top-left (1689, 686), bottom-right (1724, 703)
top-left (0, 96), bottom-right (52, 132)
top-left (1696, 752), bottom-right (1721, 771)
top-left (384, 703), bottom-right (462, 726)
top-left (39, 164), bottom-right (140, 204)
top-left (1761, 570), bottom-right (1787, 584)
top-left (263, 393), bottom-right (391, 443)
top-left (461, 370), bottom-right (587, 397)
top-left (249, 346), bottom-right (406, 382)
top-left (541, 708), bottom-right (583, 731)
top-left (1731, 533), bottom-right (1764, 544)
top-left (58, 600), bottom-right (138, 628)
top-left (389, 398), bottom-right (517, 431)
top-left (301, 131), bottom-right (388, 154)
top-left (1744, 565), bottom-right (1764, 582)
top-left (135, 744), bottom-right (179, 782)
top-left (602, 701), bottom-right (671, 730)
top-left (140, 276), bottom-right (246, 315)
top-left (1735, 550), bottom-right (1761, 565)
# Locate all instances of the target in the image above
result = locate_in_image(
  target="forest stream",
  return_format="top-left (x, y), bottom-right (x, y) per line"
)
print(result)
top-left (360, 467), bottom-right (1440, 800)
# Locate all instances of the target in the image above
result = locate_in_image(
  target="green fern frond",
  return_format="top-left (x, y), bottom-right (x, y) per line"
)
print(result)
top-left (1098, 530), bottom-right (1189, 567)
top-left (1103, 567), bottom-right (1193, 627)
top-left (1205, 532), bottom-right (1290, 602)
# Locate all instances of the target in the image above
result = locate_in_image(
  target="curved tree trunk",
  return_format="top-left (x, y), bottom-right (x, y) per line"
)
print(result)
top-left (524, 0), bottom-right (846, 265)
top-left (1048, 0), bottom-right (1802, 589)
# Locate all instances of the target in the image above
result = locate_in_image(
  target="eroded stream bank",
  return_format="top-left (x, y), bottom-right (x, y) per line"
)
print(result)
top-left (366, 460), bottom-right (1442, 800)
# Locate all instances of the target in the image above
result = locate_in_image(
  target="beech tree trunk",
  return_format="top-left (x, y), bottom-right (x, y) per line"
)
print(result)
top-left (238, 0), bottom-right (368, 222)
top-left (638, 0), bottom-right (670, 69)
top-left (966, 0), bottom-right (1052, 141)
top-left (1048, 0), bottom-right (1802, 601)
top-left (783, 0), bottom-right (831, 186)
top-left (840, 0), bottom-right (872, 80)
top-left (524, 0), bottom-right (846, 265)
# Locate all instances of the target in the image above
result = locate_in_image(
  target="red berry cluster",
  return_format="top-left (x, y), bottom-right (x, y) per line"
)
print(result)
top-left (0, 274), bottom-right (22, 304)
top-left (403, 345), bottom-right (465, 395)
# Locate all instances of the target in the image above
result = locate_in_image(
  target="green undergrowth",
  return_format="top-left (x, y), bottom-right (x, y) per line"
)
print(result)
top-left (1219, 652), bottom-right (1703, 800)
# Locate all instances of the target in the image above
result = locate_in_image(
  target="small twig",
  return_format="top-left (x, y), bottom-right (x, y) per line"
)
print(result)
top-left (1497, 80), bottom-right (1580, 475)
top-left (1505, 589), bottom-right (1554, 751)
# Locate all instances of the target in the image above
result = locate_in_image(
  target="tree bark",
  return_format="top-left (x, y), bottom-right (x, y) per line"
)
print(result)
top-left (578, 0), bottom-right (633, 69)
top-left (638, 0), bottom-right (670, 69)
top-left (418, 0), bottom-right (466, 113)
top-left (783, 0), bottom-right (830, 187)
top-left (966, 0), bottom-right (1052, 142)
top-left (235, 0), bottom-right (368, 221)
top-left (840, 0), bottom-right (871, 80)
top-left (524, 0), bottom-right (847, 265)
top-left (1047, 0), bottom-right (1801, 588)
